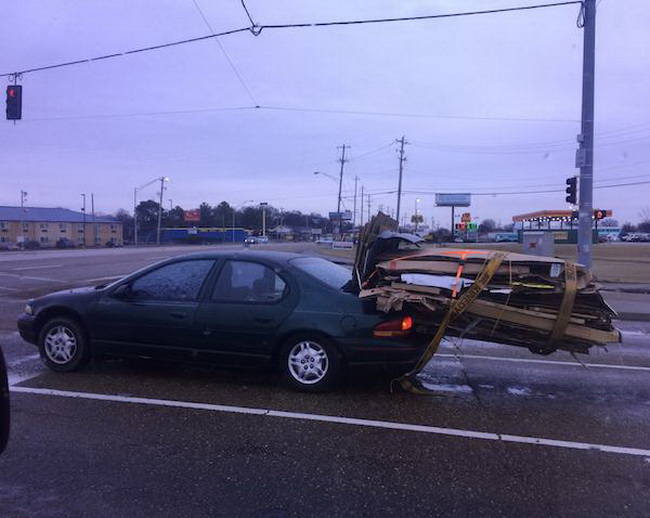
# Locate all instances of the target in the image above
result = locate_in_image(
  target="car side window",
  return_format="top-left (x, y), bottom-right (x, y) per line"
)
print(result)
top-left (129, 260), bottom-right (214, 301)
top-left (212, 260), bottom-right (287, 302)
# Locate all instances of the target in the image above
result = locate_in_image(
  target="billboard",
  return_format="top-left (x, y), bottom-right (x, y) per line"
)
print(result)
top-left (435, 193), bottom-right (471, 207)
top-left (183, 209), bottom-right (200, 222)
top-left (328, 211), bottom-right (353, 221)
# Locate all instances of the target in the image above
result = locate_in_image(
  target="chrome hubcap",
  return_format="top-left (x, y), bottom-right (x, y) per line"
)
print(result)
top-left (287, 341), bottom-right (328, 385)
top-left (44, 325), bottom-right (77, 364)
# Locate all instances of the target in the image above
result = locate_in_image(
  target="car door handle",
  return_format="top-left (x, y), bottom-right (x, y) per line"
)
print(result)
top-left (169, 311), bottom-right (188, 320)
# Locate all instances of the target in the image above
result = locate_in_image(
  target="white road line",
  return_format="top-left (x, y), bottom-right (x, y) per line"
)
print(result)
top-left (0, 286), bottom-right (19, 291)
top-left (13, 264), bottom-right (63, 271)
top-left (0, 272), bottom-right (63, 282)
top-left (10, 386), bottom-right (650, 459)
top-left (436, 353), bottom-right (650, 372)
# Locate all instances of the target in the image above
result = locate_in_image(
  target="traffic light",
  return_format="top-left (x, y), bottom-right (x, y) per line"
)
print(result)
top-left (593, 209), bottom-right (605, 220)
top-left (565, 176), bottom-right (577, 205)
top-left (6, 85), bottom-right (22, 120)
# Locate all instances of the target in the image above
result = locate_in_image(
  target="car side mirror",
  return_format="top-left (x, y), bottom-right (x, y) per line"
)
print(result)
top-left (111, 284), bottom-right (132, 299)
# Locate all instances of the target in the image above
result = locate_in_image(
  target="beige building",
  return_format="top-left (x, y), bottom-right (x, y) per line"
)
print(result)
top-left (0, 206), bottom-right (123, 249)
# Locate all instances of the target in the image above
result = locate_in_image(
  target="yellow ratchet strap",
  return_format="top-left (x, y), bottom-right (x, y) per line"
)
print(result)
top-left (396, 253), bottom-right (506, 395)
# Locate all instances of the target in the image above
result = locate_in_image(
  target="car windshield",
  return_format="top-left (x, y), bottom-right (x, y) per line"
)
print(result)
top-left (289, 257), bottom-right (351, 290)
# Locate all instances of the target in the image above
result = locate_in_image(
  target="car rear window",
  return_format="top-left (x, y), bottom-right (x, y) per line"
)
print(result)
top-left (290, 257), bottom-right (351, 290)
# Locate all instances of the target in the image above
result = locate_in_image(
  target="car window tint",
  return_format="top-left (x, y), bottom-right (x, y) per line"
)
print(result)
top-left (289, 256), bottom-right (350, 290)
top-left (130, 260), bottom-right (214, 301)
top-left (212, 260), bottom-right (287, 302)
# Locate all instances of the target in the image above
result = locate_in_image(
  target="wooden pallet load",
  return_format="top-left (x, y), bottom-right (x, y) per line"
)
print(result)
top-left (360, 247), bottom-right (620, 355)
top-left (354, 214), bottom-right (620, 357)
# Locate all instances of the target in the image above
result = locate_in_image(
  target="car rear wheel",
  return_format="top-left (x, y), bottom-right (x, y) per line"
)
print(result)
top-left (280, 336), bottom-right (341, 392)
top-left (38, 317), bottom-right (90, 372)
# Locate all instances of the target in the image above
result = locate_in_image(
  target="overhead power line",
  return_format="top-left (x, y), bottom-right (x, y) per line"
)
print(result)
top-left (191, 0), bottom-right (259, 106)
top-left (1, 1), bottom-right (583, 79)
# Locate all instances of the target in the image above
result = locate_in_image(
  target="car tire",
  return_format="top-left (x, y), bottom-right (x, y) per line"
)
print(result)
top-left (38, 317), bottom-right (90, 372)
top-left (279, 336), bottom-right (341, 393)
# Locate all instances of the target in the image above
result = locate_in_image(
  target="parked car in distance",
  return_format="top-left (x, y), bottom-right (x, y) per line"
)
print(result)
top-left (494, 233), bottom-right (519, 243)
top-left (244, 236), bottom-right (257, 244)
top-left (316, 237), bottom-right (334, 245)
top-left (17, 251), bottom-right (426, 392)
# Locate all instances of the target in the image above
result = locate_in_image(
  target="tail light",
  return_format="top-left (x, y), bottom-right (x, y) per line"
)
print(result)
top-left (373, 316), bottom-right (414, 337)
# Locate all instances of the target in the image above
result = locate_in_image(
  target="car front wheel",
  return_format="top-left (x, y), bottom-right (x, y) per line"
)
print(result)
top-left (38, 317), bottom-right (90, 372)
top-left (280, 336), bottom-right (341, 392)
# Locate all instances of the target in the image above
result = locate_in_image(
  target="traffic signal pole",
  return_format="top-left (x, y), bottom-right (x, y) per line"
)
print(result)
top-left (577, 0), bottom-right (596, 270)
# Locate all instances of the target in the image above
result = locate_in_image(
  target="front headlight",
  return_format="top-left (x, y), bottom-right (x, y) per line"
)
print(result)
top-left (24, 302), bottom-right (34, 315)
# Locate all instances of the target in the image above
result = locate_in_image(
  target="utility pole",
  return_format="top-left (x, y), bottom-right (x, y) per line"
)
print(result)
top-left (353, 175), bottom-right (359, 228)
top-left (91, 193), bottom-right (96, 246)
top-left (156, 177), bottom-right (165, 245)
top-left (336, 144), bottom-right (349, 237)
top-left (577, 0), bottom-right (596, 270)
top-left (133, 188), bottom-right (138, 246)
top-left (360, 186), bottom-right (365, 227)
top-left (395, 136), bottom-right (407, 230)
top-left (367, 194), bottom-right (372, 223)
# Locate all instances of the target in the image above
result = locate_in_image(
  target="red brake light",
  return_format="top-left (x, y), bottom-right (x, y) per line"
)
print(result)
top-left (373, 316), bottom-right (414, 337)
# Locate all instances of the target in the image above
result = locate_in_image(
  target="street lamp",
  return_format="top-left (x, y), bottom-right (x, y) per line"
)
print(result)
top-left (414, 198), bottom-right (420, 234)
top-left (260, 202), bottom-right (268, 237)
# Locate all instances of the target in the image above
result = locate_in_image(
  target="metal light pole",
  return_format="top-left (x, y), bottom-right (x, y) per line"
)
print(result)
top-left (577, 0), bottom-right (597, 270)
top-left (260, 202), bottom-right (268, 237)
top-left (414, 198), bottom-right (420, 233)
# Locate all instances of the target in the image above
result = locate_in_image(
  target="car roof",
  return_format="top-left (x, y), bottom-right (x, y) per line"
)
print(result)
top-left (166, 249), bottom-right (306, 266)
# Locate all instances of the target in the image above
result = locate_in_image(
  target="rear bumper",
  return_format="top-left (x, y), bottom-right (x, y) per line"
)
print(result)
top-left (341, 335), bottom-right (427, 367)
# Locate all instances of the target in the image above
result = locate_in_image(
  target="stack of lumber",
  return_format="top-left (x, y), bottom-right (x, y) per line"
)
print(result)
top-left (359, 247), bottom-right (621, 355)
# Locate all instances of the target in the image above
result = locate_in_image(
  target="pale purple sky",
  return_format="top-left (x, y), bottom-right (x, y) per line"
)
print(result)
top-left (1, 0), bottom-right (648, 227)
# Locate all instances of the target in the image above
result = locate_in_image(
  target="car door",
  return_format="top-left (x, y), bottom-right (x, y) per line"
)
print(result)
top-left (92, 258), bottom-right (216, 360)
top-left (194, 259), bottom-right (297, 367)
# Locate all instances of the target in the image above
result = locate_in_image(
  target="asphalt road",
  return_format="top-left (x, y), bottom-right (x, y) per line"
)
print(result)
top-left (0, 245), bottom-right (648, 517)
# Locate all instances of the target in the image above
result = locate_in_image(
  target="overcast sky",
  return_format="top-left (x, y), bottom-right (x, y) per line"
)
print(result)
top-left (2, 0), bottom-right (648, 227)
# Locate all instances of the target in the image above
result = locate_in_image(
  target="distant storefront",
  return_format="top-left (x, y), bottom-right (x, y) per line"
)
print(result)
top-left (0, 206), bottom-right (122, 248)
top-left (512, 209), bottom-right (609, 244)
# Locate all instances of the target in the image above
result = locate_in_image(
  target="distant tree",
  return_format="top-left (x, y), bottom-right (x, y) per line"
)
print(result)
top-left (213, 201), bottom-right (232, 228)
top-left (163, 206), bottom-right (186, 227)
top-left (639, 221), bottom-right (650, 233)
top-left (283, 210), bottom-right (307, 228)
top-left (114, 209), bottom-right (134, 242)
top-left (621, 221), bottom-right (637, 233)
top-left (135, 200), bottom-right (160, 233)
top-left (478, 218), bottom-right (496, 233)
top-left (600, 218), bottom-right (619, 227)
top-left (433, 228), bottom-right (452, 243)
top-left (199, 202), bottom-right (213, 226)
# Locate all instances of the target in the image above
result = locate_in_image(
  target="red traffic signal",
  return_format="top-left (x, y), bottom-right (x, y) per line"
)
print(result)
top-left (6, 85), bottom-right (22, 120)
top-left (565, 176), bottom-right (577, 205)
